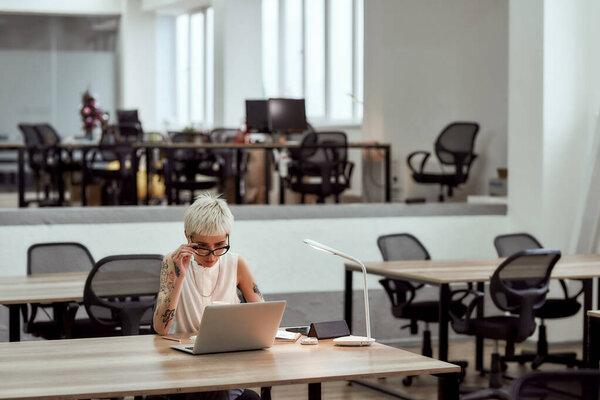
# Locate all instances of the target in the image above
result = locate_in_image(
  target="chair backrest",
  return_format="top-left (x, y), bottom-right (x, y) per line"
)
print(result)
top-left (298, 131), bottom-right (348, 166)
top-left (117, 109), bottom-right (140, 124)
top-left (18, 124), bottom-right (45, 171)
top-left (490, 249), bottom-right (560, 341)
top-left (435, 122), bottom-right (479, 167)
top-left (34, 124), bottom-right (61, 147)
top-left (27, 242), bottom-right (95, 275)
top-left (377, 233), bottom-right (430, 261)
top-left (84, 254), bottom-right (163, 334)
top-left (511, 369), bottom-right (600, 400)
top-left (210, 128), bottom-right (238, 143)
top-left (494, 233), bottom-right (543, 257)
top-left (19, 123), bottom-right (43, 147)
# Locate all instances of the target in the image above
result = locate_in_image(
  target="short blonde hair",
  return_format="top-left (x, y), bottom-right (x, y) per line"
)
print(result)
top-left (184, 193), bottom-right (234, 237)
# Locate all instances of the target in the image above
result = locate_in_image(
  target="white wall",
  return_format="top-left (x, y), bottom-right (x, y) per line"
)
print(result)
top-left (0, 215), bottom-right (508, 292)
top-left (363, 0), bottom-right (509, 202)
top-left (0, 50), bottom-right (115, 141)
top-left (119, 0), bottom-right (158, 130)
top-left (0, 0), bottom-right (121, 15)
top-left (213, 0), bottom-right (263, 128)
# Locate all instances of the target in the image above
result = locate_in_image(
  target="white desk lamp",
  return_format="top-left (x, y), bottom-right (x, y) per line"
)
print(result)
top-left (303, 239), bottom-right (375, 346)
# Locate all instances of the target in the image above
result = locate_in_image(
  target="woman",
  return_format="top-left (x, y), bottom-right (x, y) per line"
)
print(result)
top-left (153, 193), bottom-right (263, 400)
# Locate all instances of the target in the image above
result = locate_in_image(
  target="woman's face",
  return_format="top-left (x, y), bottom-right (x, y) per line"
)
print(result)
top-left (187, 233), bottom-right (229, 268)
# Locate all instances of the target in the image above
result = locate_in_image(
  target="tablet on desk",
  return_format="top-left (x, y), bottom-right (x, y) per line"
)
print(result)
top-left (171, 301), bottom-right (286, 355)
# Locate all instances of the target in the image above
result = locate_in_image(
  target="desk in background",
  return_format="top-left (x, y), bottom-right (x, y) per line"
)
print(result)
top-left (344, 254), bottom-right (600, 369)
top-left (0, 141), bottom-right (392, 207)
top-left (0, 270), bottom-right (156, 342)
top-left (0, 334), bottom-right (460, 400)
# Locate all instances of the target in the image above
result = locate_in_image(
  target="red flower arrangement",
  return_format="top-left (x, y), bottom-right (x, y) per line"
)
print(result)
top-left (80, 90), bottom-right (103, 137)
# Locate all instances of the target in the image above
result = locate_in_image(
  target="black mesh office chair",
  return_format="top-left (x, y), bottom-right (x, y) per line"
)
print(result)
top-left (450, 249), bottom-right (561, 400)
top-left (377, 233), bottom-right (468, 386)
top-left (23, 242), bottom-right (95, 339)
top-left (286, 131), bottom-right (354, 203)
top-left (116, 109), bottom-right (143, 143)
top-left (18, 123), bottom-right (62, 206)
top-left (164, 132), bottom-right (220, 204)
top-left (511, 369), bottom-right (600, 400)
top-left (84, 254), bottom-right (163, 336)
top-left (85, 138), bottom-right (139, 205)
top-left (407, 122), bottom-right (479, 201)
top-left (494, 233), bottom-right (583, 369)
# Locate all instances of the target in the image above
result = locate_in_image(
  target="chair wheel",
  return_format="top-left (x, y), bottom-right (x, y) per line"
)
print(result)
top-left (402, 376), bottom-right (413, 386)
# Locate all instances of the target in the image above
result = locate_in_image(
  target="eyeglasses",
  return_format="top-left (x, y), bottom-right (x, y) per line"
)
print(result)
top-left (189, 235), bottom-right (230, 257)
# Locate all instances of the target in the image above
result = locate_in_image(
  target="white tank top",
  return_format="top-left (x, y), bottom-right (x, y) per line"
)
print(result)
top-left (173, 252), bottom-right (241, 334)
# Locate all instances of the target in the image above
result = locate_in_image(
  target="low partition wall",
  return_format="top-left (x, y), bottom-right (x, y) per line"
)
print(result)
top-left (0, 203), bottom-right (508, 342)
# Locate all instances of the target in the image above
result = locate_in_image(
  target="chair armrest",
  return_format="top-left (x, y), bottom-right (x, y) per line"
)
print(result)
top-left (344, 161), bottom-right (354, 182)
top-left (407, 151), bottom-right (430, 174)
top-left (448, 288), bottom-right (484, 334)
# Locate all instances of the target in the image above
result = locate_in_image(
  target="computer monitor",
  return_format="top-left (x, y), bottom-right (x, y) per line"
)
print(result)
top-left (267, 98), bottom-right (308, 133)
top-left (245, 100), bottom-right (269, 132)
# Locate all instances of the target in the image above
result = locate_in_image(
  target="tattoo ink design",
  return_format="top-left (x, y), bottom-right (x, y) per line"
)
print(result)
top-left (167, 271), bottom-right (175, 289)
top-left (161, 309), bottom-right (175, 325)
top-left (253, 283), bottom-right (263, 299)
top-left (159, 259), bottom-right (169, 295)
top-left (174, 260), bottom-right (181, 277)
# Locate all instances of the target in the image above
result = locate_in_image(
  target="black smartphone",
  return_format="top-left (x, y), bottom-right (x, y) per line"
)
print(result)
top-left (285, 326), bottom-right (310, 335)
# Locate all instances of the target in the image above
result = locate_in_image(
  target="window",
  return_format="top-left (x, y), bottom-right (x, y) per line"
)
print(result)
top-left (175, 8), bottom-right (214, 128)
top-left (262, 0), bottom-right (363, 125)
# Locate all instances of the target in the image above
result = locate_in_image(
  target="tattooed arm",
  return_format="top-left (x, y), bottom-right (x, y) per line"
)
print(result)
top-left (237, 256), bottom-right (264, 303)
top-left (153, 245), bottom-right (194, 335)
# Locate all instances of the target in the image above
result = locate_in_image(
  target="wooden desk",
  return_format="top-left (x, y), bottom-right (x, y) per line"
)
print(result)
top-left (588, 310), bottom-right (600, 368)
top-left (0, 334), bottom-right (460, 400)
top-left (344, 254), bottom-right (600, 369)
top-left (1, 140), bottom-right (391, 207)
top-left (0, 271), bottom-right (156, 342)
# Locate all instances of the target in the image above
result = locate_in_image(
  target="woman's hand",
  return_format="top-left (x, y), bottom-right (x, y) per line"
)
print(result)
top-left (170, 244), bottom-right (196, 280)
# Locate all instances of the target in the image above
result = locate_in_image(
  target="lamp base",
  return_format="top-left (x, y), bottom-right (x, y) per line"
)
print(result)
top-left (333, 335), bottom-right (375, 347)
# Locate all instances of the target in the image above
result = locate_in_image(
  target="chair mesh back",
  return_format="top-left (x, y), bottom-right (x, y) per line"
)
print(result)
top-left (495, 233), bottom-right (543, 257)
top-left (19, 124), bottom-right (42, 147)
top-left (87, 255), bottom-right (162, 325)
top-left (300, 131), bottom-right (347, 165)
top-left (377, 234), bottom-right (430, 261)
top-left (436, 122), bottom-right (479, 165)
top-left (28, 243), bottom-right (95, 275)
top-left (34, 124), bottom-right (60, 147)
top-left (511, 370), bottom-right (600, 400)
top-left (210, 128), bottom-right (238, 143)
top-left (491, 250), bottom-right (558, 312)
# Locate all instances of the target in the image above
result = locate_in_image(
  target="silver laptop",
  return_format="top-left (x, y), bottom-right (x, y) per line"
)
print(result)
top-left (171, 300), bottom-right (286, 355)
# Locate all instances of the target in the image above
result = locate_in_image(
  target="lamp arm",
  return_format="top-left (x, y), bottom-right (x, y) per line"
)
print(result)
top-left (336, 253), bottom-right (371, 340)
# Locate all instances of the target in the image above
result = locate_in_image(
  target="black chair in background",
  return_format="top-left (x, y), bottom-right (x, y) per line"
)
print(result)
top-left (116, 109), bottom-right (143, 143)
top-left (85, 135), bottom-right (139, 205)
top-left (35, 123), bottom-right (83, 201)
top-left (164, 131), bottom-right (221, 204)
top-left (378, 233), bottom-right (468, 386)
top-left (23, 242), bottom-right (95, 339)
top-left (511, 369), bottom-right (600, 400)
top-left (494, 233), bottom-right (583, 369)
top-left (84, 254), bottom-right (163, 336)
top-left (407, 122), bottom-right (479, 201)
top-left (450, 249), bottom-right (561, 400)
top-left (18, 123), bottom-right (62, 206)
top-left (285, 131), bottom-right (354, 203)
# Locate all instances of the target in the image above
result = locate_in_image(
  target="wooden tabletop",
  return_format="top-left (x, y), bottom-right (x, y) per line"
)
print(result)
top-left (0, 272), bottom-right (87, 304)
top-left (346, 254), bottom-right (600, 284)
top-left (588, 310), bottom-right (600, 319)
top-left (0, 271), bottom-right (157, 305)
top-left (0, 334), bottom-right (458, 399)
